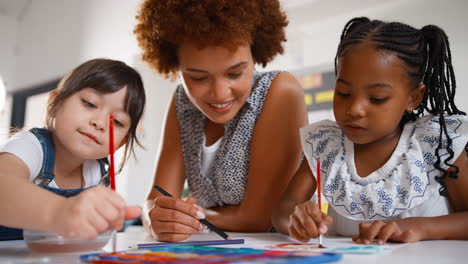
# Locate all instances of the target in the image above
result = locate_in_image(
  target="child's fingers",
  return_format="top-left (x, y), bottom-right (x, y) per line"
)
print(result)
top-left (319, 212), bottom-right (332, 234)
top-left (92, 197), bottom-right (126, 231)
top-left (83, 186), bottom-right (126, 220)
top-left (288, 214), bottom-right (310, 241)
top-left (79, 187), bottom-right (128, 232)
top-left (102, 188), bottom-right (127, 212)
top-left (75, 222), bottom-right (99, 240)
top-left (304, 201), bottom-right (322, 218)
top-left (125, 206), bottom-right (142, 220)
top-left (113, 219), bottom-right (125, 232)
top-left (321, 212), bottom-right (333, 227)
top-left (94, 199), bottom-right (121, 222)
top-left (289, 212), bottom-right (311, 239)
top-left (392, 229), bottom-right (415, 243)
top-left (288, 222), bottom-right (309, 242)
top-left (352, 235), bottom-right (360, 243)
top-left (376, 221), bottom-right (400, 244)
top-left (304, 202), bottom-right (327, 232)
top-left (294, 205), bottom-right (319, 237)
top-left (359, 221), bottom-right (385, 244)
top-left (88, 207), bottom-right (111, 233)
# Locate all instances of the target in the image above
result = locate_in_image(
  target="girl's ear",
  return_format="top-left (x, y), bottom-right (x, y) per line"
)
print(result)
top-left (407, 83), bottom-right (426, 111)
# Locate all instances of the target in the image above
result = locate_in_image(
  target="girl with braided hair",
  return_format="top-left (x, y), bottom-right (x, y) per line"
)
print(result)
top-left (134, 0), bottom-right (307, 242)
top-left (272, 17), bottom-right (468, 244)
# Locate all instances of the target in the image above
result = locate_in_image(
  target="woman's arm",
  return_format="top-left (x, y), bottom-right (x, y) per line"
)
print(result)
top-left (271, 158), bottom-right (333, 241)
top-left (355, 149), bottom-right (468, 244)
top-left (426, 148), bottom-right (468, 240)
top-left (143, 95), bottom-right (204, 241)
top-left (271, 159), bottom-right (315, 234)
top-left (205, 72), bottom-right (308, 231)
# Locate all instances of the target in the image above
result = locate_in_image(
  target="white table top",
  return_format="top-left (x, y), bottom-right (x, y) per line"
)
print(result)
top-left (0, 226), bottom-right (467, 263)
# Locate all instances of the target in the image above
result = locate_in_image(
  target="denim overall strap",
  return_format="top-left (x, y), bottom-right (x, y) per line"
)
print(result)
top-left (30, 128), bottom-right (55, 187)
top-left (0, 128), bottom-right (54, 241)
top-left (97, 158), bottom-right (110, 187)
top-left (0, 129), bottom-right (109, 240)
top-left (29, 128), bottom-right (97, 197)
top-left (0, 226), bottom-right (22, 241)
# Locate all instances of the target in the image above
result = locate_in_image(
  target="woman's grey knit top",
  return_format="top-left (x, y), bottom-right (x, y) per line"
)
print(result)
top-left (175, 71), bottom-right (280, 208)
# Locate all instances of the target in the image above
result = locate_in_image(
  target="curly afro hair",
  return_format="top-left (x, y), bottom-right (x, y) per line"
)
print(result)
top-left (134, 0), bottom-right (288, 79)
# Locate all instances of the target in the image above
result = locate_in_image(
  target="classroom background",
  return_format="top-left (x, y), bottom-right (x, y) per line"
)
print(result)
top-left (0, 0), bottom-right (466, 207)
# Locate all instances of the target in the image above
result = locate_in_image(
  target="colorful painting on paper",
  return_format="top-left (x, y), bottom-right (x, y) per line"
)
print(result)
top-left (80, 245), bottom-right (342, 263)
top-left (267, 243), bottom-right (323, 250)
top-left (268, 243), bottom-right (382, 255)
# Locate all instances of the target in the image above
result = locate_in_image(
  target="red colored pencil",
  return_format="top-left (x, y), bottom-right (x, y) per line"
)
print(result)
top-left (109, 114), bottom-right (117, 253)
top-left (109, 114), bottom-right (115, 191)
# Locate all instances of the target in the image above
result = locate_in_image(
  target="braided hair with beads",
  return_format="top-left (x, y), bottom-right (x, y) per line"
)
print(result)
top-left (334, 17), bottom-right (467, 197)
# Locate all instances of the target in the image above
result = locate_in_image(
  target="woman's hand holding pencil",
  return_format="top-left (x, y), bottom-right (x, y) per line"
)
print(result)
top-left (146, 193), bottom-right (208, 242)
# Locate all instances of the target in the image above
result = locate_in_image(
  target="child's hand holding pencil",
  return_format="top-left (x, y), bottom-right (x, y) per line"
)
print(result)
top-left (50, 186), bottom-right (141, 240)
top-left (288, 158), bottom-right (332, 244)
top-left (287, 200), bottom-right (333, 243)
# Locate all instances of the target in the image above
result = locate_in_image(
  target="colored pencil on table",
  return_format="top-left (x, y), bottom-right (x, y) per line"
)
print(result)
top-left (109, 114), bottom-right (116, 252)
top-left (153, 185), bottom-right (230, 240)
top-left (137, 238), bottom-right (244, 249)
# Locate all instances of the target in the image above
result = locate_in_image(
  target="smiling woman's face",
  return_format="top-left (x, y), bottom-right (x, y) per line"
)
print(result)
top-left (178, 43), bottom-right (255, 124)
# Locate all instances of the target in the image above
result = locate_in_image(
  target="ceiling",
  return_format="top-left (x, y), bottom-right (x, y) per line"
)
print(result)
top-left (0, 0), bottom-right (398, 22)
top-left (281, 0), bottom-right (402, 26)
top-left (0, 0), bottom-right (29, 18)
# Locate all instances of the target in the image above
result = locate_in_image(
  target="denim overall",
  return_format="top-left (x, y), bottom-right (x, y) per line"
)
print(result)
top-left (0, 128), bottom-right (108, 240)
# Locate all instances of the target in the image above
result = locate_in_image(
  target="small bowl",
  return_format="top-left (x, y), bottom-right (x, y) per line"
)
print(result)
top-left (23, 229), bottom-right (112, 253)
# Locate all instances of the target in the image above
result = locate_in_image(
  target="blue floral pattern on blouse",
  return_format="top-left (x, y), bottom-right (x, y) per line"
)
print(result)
top-left (300, 115), bottom-right (468, 220)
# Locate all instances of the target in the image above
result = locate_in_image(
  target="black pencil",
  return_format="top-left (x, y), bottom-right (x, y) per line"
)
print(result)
top-left (153, 185), bottom-right (230, 240)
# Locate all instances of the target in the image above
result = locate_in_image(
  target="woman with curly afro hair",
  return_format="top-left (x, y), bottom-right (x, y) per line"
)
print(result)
top-left (135, 0), bottom-right (307, 242)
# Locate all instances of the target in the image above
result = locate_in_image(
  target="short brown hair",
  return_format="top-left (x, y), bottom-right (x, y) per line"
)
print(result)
top-left (134, 0), bottom-right (288, 79)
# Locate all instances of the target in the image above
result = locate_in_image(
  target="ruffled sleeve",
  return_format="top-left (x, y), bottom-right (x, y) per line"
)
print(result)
top-left (299, 120), bottom-right (345, 190)
top-left (300, 115), bottom-right (468, 221)
top-left (415, 115), bottom-right (468, 169)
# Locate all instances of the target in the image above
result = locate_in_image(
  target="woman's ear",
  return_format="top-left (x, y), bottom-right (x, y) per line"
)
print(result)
top-left (407, 83), bottom-right (426, 111)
